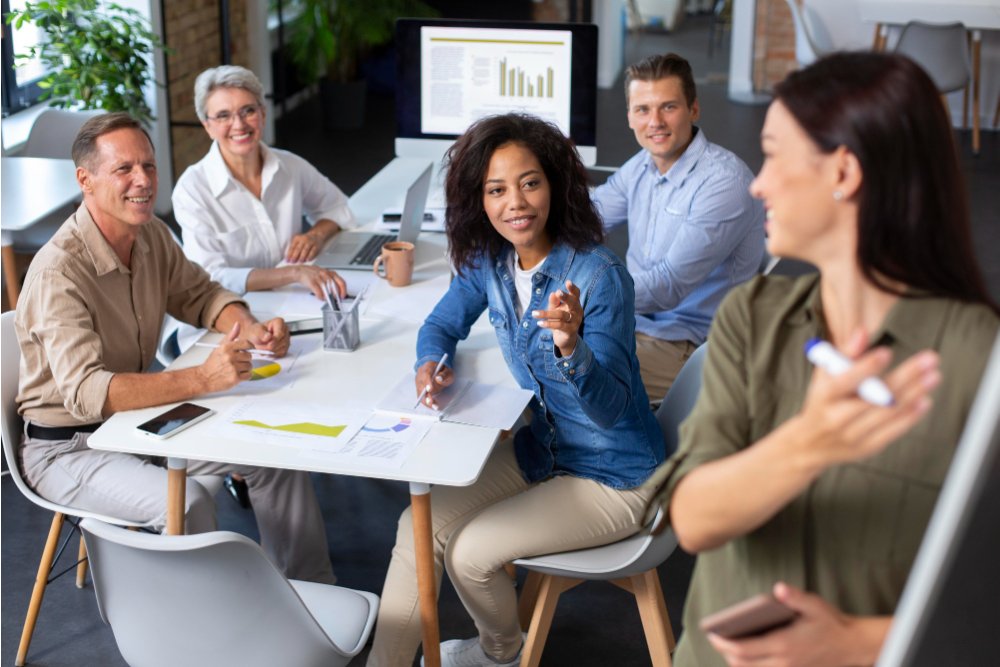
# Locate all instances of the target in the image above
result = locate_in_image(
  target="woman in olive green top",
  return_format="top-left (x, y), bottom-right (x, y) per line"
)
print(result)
top-left (644, 53), bottom-right (1000, 667)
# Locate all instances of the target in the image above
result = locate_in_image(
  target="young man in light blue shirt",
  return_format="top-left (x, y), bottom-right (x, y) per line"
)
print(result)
top-left (593, 53), bottom-right (765, 401)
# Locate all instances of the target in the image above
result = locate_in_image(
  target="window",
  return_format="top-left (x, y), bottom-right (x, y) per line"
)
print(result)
top-left (2, 0), bottom-right (47, 115)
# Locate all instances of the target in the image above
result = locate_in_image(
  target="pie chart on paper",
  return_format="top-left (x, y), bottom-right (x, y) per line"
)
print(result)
top-left (250, 362), bottom-right (282, 381)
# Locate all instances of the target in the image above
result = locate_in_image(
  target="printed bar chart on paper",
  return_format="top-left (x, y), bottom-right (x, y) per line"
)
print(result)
top-left (214, 399), bottom-right (368, 449)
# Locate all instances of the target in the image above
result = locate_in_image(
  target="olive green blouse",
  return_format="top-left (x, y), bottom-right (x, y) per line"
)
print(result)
top-left (651, 274), bottom-right (999, 667)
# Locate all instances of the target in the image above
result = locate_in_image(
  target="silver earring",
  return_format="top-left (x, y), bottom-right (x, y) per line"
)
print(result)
top-left (833, 190), bottom-right (844, 201)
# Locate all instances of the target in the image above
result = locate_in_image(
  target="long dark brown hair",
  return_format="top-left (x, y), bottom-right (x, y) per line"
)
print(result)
top-left (443, 113), bottom-right (603, 272)
top-left (774, 52), bottom-right (996, 312)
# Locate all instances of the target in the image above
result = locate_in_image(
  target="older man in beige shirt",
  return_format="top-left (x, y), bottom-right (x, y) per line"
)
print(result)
top-left (14, 112), bottom-right (334, 584)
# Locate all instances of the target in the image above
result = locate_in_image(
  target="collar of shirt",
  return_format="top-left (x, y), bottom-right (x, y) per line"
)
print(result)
top-left (205, 140), bottom-right (282, 198)
top-left (789, 273), bottom-right (953, 356)
top-left (498, 242), bottom-right (577, 287)
top-left (640, 125), bottom-right (708, 187)
top-left (75, 202), bottom-right (151, 276)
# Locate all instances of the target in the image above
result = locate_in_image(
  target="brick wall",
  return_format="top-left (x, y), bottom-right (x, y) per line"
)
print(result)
top-left (753, 0), bottom-right (796, 94)
top-left (163, 0), bottom-right (251, 182)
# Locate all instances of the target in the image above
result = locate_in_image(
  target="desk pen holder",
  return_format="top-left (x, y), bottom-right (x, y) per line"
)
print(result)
top-left (322, 304), bottom-right (360, 351)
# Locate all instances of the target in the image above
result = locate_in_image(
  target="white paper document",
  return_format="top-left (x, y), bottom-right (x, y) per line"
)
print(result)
top-left (211, 398), bottom-right (431, 468)
top-left (375, 372), bottom-right (533, 430)
top-left (214, 399), bottom-right (369, 450)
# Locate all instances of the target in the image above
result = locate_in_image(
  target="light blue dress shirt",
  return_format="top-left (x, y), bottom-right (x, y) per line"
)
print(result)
top-left (592, 128), bottom-right (765, 344)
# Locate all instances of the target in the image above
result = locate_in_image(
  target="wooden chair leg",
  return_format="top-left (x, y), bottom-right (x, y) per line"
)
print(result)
top-left (520, 574), bottom-right (581, 667)
top-left (518, 570), bottom-right (543, 631)
top-left (962, 84), bottom-right (969, 128)
top-left (3, 245), bottom-right (21, 311)
top-left (631, 569), bottom-right (675, 667)
top-left (16, 512), bottom-right (65, 667)
top-left (76, 534), bottom-right (88, 588)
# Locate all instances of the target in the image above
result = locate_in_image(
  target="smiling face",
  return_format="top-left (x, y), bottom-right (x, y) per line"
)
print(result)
top-left (750, 101), bottom-right (847, 263)
top-left (77, 127), bottom-right (157, 237)
top-left (482, 142), bottom-right (553, 269)
top-left (626, 76), bottom-right (700, 174)
top-left (202, 86), bottom-right (264, 162)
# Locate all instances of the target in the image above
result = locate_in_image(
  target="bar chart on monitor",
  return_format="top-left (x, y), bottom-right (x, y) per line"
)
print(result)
top-left (419, 25), bottom-right (572, 137)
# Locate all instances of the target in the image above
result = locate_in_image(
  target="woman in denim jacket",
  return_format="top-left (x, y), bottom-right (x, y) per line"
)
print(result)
top-left (367, 114), bottom-right (664, 667)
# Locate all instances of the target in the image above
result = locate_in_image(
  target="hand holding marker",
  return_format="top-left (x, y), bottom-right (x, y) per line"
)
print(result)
top-left (804, 338), bottom-right (894, 406)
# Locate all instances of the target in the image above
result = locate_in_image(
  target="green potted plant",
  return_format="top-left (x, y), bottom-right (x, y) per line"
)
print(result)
top-left (285, 0), bottom-right (436, 129)
top-left (5, 0), bottom-right (167, 125)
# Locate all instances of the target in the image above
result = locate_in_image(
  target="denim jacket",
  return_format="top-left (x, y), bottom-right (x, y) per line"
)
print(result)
top-left (416, 242), bottom-right (664, 489)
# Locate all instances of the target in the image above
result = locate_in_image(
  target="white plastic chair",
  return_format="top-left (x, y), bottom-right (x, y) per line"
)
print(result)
top-left (4, 109), bottom-right (101, 308)
top-left (513, 344), bottom-right (709, 667)
top-left (0, 310), bottom-right (222, 666)
top-left (895, 22), bottom-right (971, 97)
top-left (21, 108), bottom-right (103, 159)
top-left (80, 518), bottom-right (379, 667)
top-left (784, 0), bottom-right (834, 68)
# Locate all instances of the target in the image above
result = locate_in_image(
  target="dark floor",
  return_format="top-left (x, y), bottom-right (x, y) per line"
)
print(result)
top-left (3, 13), bottom-right (999, 667)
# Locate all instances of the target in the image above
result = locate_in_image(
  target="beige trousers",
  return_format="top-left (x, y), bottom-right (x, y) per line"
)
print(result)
top-left (635, 333), bottom-right (699, 403)
top-left (366, 438), bottom-right (651, 667)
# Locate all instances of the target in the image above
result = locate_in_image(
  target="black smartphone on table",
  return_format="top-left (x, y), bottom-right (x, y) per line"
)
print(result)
top-left (135, 402), bottom-right (214, 439)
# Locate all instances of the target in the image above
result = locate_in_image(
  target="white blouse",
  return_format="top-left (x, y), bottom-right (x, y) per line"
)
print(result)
top-left (172, 141), bottom-right (357, 294)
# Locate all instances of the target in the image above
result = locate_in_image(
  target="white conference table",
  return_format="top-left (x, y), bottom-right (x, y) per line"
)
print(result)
top-left (859, 0), bottom-right (1000, 154)
top-left (89, 156), bottom-right (510, 667)
top-left (1, 157), bottom-right (79, 307)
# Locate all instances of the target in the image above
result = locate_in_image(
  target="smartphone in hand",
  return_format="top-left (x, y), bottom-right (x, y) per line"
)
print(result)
top-left (136, 402), bottom-right (214, 439)
top-left (699, 593), bottom-right (798, 639)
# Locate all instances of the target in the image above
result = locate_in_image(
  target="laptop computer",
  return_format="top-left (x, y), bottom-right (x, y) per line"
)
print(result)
top-left (317, 162), bottom-right (433, 271)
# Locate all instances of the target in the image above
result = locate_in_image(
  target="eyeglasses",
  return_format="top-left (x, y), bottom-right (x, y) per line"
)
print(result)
top-left (205, 104), bottom-right (261, 125)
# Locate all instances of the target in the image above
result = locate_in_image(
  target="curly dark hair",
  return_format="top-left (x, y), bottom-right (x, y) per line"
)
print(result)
top-left (444, 113), bottom-right (603, 272)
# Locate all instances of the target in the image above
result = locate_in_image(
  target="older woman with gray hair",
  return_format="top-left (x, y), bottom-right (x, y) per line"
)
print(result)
top-left (172, 65), bottom-right (354, 301)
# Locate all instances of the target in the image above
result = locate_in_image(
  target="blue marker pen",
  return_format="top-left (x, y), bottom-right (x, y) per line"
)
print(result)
top-left (804, 338), bottom-right (895, 407)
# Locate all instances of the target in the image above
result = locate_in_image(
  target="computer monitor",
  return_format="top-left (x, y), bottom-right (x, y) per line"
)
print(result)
top-left (876, 332), bottom-right (1000, 666)
top-left (395, 18), bottom-right (599, 167)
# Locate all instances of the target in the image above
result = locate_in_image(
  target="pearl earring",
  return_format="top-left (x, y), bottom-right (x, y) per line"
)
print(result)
top-left (833, 190), bottom-right (844, 201)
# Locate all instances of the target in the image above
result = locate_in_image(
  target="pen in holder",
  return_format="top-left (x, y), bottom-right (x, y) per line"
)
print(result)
top-left (322, 303), bottom-right (360, 352)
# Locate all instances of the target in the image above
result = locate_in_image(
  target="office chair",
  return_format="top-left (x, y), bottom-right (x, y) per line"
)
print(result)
top-left (513, 343), bottom-right (709, 667)
top-left (783, 0), bottom-right (834, 68)
top-left (4, 109), bottom-right (101, 308)
top-left (0, 310), bottom-right (223, 666)
top-left (708, 0), bottom-right (732, 58)
top-left (894, 21), bottom-right (973, 136)
top-left (80, 518), bottom-right (379, 667)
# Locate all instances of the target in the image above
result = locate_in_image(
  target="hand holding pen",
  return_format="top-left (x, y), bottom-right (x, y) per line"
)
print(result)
top-left (794, 330), bottom-right (940, 468)
top-left (414, 353), bottom-right (451, 410)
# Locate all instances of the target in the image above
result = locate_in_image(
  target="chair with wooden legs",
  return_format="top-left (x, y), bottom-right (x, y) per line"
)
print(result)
top-left (0, 310), bottom-right (222, 666)
top-left (894, 22), bottom-right (974, 146)
top-left (513, 344), bottom-right (708, 667)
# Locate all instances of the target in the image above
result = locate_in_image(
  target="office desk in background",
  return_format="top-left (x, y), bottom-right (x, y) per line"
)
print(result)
top-left (1, 157), bottom-right (79, 307)
top-left (90, 157), bottom-right (509, 667)
top-left (859, 0), bottom-right (1000, 154)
